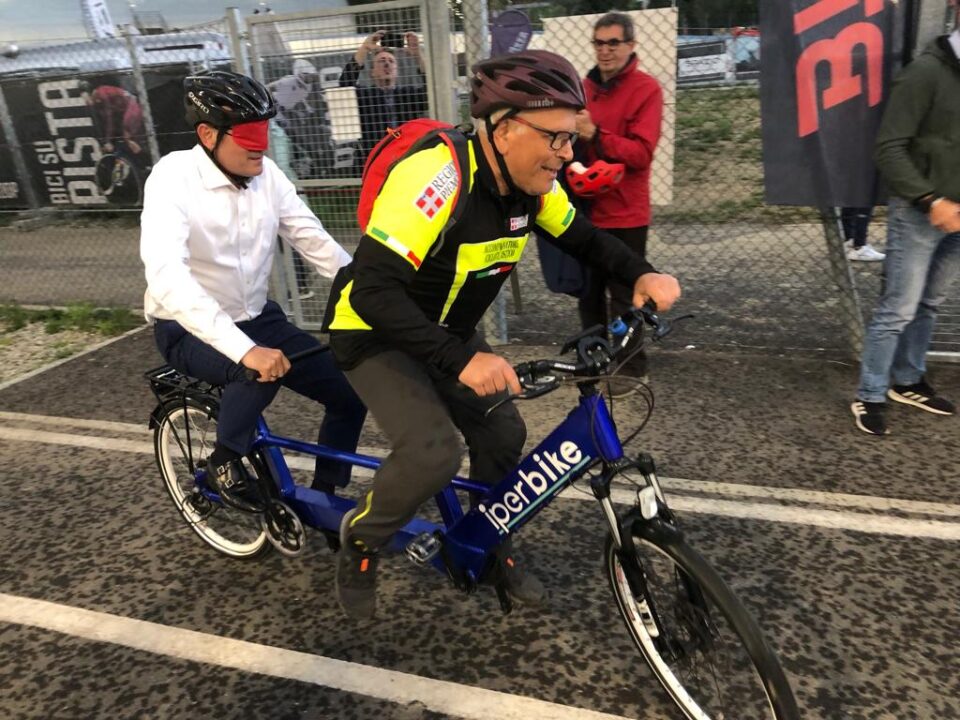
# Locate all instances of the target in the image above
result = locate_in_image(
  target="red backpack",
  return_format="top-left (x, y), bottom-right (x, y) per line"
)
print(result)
top-left (356, 119), bottom-right (472, 236)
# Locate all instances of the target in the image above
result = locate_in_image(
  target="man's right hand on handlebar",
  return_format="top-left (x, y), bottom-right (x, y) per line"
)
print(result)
top-left (241, 346), bottom-right (290, 383)
top-left (459, 352), bottom-right (522, 397)
top-left (632, 272), bottom-right (681, 312)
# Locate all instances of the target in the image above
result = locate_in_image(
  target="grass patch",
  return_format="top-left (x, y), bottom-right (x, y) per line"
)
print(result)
top-left (52, 341), bottom-right (77, 359)
top-left (665, 85), bottom-right (819, 225)
top-left (0, 303), bottom-right (142, 336)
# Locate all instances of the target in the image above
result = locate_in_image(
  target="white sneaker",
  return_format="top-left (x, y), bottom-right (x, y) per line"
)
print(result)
top-left (847, 244), bottom-right (885, 262)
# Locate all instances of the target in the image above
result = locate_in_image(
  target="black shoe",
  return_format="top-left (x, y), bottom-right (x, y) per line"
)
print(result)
top-left (335, 509), bottom-right (379, 620)
top-left (887, 379), bottom-right (956, 416)
top-left (851, 400), bottom-right (888, 436)
top-left (209, 460), bottom-right (265, 512)
top-left (498, 541), bottom-right (546, 607)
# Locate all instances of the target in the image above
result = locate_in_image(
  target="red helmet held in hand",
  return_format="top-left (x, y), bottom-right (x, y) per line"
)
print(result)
top-left (565, 160), bottom-right (625, 198)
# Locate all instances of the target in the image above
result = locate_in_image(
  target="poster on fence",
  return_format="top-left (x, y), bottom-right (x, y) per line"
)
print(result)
top-left (0, 119), bottom-right (24, 209)
top-left (760, 0), bottom-right (910, 206)
top-left (0, 69), bottom-right (192, 209)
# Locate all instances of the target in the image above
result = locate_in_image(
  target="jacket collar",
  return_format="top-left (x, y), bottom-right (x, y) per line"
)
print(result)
top-left (586, 53), bottom-right (638, 90)
top-left (470, 134), bottom-right (528, 203)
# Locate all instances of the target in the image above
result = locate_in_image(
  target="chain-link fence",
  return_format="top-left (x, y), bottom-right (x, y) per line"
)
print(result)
top-left (1, 2), bottom-right (957, 357)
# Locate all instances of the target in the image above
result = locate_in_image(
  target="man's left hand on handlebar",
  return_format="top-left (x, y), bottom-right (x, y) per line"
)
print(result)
top-left (632, 272), bottom-right (681, 312)
top-left (459, 351), bottom-right (523, 397)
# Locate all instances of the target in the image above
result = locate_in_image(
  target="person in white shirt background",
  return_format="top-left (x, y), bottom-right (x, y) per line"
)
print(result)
top-left (140, 70), bottom-right (366, 509)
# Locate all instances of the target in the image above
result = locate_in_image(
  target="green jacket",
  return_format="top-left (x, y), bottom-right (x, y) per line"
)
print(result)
top-left (875, 36), bottom-right (960, 203)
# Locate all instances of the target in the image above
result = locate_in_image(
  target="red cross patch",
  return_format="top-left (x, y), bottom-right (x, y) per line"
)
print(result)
top-left (415, 186), bottom-right (446, 219)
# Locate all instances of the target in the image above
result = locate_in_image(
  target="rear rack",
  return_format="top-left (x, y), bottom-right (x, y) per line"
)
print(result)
top-left (145, 364), bottom-right (222, 405)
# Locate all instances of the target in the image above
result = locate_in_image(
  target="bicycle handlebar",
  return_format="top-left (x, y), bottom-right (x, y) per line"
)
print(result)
top-left (241, 344), bottom-right (330, 382)
top-left (484, 302), bottom-right (692, 416)
top-left (516, 301), bottom-right (680, 380)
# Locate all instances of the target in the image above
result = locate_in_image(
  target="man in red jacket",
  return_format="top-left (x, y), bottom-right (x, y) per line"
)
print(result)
top-left (575, 12), bottom-right (663, 393)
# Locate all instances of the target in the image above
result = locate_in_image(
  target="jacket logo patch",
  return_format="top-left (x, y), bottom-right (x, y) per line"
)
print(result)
top-left (415, 186), bottom-right (446, 219)
top-left (509, 214), bottom-right (529, 231)
top-left (414, 161), bottom-right (458, 219)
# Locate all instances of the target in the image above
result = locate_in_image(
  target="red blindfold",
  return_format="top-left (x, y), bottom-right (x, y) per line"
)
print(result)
top-left (230, 120), bottom-right (269, 151)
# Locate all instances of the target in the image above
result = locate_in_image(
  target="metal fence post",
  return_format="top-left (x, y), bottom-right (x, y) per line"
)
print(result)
top-left (0, 83), bottom-right (40, 209)
top-left (461, 0), bottom-right (490, 72)
top-left (822, 207), bottom-right (865, 355)
top-left (460, 0), bottom-right (510, 344)
top-left (915, 0), bottom-right (954, 48)
top-left (423, 0), bottom-right (457, 124)
top-left (226, 7), bottom-right (251, 75)
top-left (123, 29), bottom-right (161, 166)
top-left (236, 8), bottom-right (295, 319)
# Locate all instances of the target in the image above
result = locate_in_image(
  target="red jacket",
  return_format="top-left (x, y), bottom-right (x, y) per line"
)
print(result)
top-left (582, 55), bottom-right (663, 228)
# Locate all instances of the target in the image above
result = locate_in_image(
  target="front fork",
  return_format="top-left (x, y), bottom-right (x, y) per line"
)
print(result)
top-left (594, 453), bottom-right (680, 644)
top-left (592, 452), bottom-right (672, 551)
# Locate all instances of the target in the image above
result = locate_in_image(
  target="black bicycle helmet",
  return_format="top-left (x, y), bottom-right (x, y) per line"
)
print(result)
top-left (470, 50), bottom-right (586, 118)
top-left (183, 69), bottom-right (277, 128)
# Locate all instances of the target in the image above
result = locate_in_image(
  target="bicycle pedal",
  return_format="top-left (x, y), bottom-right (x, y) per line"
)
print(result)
top-left (405, 532), bottom-right (441, 565)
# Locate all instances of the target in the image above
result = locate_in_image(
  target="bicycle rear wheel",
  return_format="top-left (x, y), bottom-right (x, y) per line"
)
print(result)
top-left (606, 527), bottom-right (799, 720)
top-left (154, 398), bottom-right (267, 559)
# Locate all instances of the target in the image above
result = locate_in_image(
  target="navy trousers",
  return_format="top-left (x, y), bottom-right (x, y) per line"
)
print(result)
top-left (154, 301), bottom-right (366, 488)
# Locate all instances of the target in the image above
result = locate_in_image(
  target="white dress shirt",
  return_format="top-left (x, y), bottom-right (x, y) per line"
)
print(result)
top-left (141, 144), bottom-right (351, 363)
top-left (950, 29), bottom-right (960, 61)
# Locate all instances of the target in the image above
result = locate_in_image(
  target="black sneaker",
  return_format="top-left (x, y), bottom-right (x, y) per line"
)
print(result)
top-left (209, 460), bottom-right (265, 513)
top-left (851, 400), bottom-right (888, 435)
top-left (498, 541), bottom-right (546, 607)
top-left (887, 380), bottom-right (956, 416)
top-left (335, 508), bottom-right (379, 620)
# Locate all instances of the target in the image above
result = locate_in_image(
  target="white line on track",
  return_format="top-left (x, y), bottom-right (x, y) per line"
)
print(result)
top-left (6, 412), bottom-right (958, 517)
top-left (0, 592), bottom-right (629, 720)
top-left (2, 418), bottom-right (959, 539)
top-left (577, 487), bottom-right (960, 542)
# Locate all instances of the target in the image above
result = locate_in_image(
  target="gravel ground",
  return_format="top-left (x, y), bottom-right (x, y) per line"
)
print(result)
top-left (0, 323), bottom-right (128, 386)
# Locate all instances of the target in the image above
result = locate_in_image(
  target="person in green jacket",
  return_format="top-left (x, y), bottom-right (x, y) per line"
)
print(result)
top-left (851, 6), bottom-right (960, 436)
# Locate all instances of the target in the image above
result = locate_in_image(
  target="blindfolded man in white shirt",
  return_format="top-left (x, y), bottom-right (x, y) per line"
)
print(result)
top-left (141, 70), bottom-right (366, 511)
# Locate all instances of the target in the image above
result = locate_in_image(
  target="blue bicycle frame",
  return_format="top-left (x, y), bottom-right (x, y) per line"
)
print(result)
top-left (249, 389), bottom-right (624, 584)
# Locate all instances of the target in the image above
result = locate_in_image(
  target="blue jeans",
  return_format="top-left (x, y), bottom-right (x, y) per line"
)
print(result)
top-left (857, 198), bottom-right (960, 402)
top-left (154, 301), bottom-right (367, 487)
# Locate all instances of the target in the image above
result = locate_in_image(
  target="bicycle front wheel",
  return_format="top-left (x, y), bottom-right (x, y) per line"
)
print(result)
top-left (606, 527), bottom-right (799, 720)
top-left (154, 398), bottom-right (268, 559)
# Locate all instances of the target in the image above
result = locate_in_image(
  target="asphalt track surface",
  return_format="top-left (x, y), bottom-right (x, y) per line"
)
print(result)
top-left (1, 328), bottom-right (958, 719)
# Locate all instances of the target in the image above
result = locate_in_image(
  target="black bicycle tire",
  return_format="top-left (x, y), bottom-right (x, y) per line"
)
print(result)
top-left (154, 398), bottom-right (269, 560)
top-left (605, 532), bottom-right (800, 720)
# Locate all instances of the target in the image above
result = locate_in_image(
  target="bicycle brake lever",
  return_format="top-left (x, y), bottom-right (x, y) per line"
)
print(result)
top-left (651, 312), bottom-right (695, 341)
top-left (483, 378), bottom-right (560, 418)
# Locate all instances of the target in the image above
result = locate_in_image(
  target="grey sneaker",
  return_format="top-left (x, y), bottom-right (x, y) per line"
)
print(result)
top-left (335, 508), bottom-right (379, 620)
top-left (888, 379), bottom-right (955, 415)
top-left (851, 400), bottom-right (888, 436)
top-left (497, 541), bottom-right (546, 607)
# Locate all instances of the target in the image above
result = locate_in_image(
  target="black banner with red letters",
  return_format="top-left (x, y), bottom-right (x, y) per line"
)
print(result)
top-left (0, 67), bottom-right (194, 210)
top-left (760, 0), bottom-right (911, 206)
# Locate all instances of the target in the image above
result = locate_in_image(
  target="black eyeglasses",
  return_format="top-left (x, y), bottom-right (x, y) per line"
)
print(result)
top-left (591, 38), bottom-right (630, 48)
top-left (510, 115), bottom-right (579, 151)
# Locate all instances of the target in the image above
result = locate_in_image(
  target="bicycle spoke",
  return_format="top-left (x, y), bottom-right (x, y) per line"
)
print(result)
top-left (156, 402), bottom-right (267, 559)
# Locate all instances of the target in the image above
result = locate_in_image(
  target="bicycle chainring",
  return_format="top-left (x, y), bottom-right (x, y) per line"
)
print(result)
top-left (260, 499), bottom-right (307, 557)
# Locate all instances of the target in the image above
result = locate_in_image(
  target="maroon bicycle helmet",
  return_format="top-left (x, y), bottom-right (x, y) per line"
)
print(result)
top-left (470, 50), bottom-right (586, 118)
